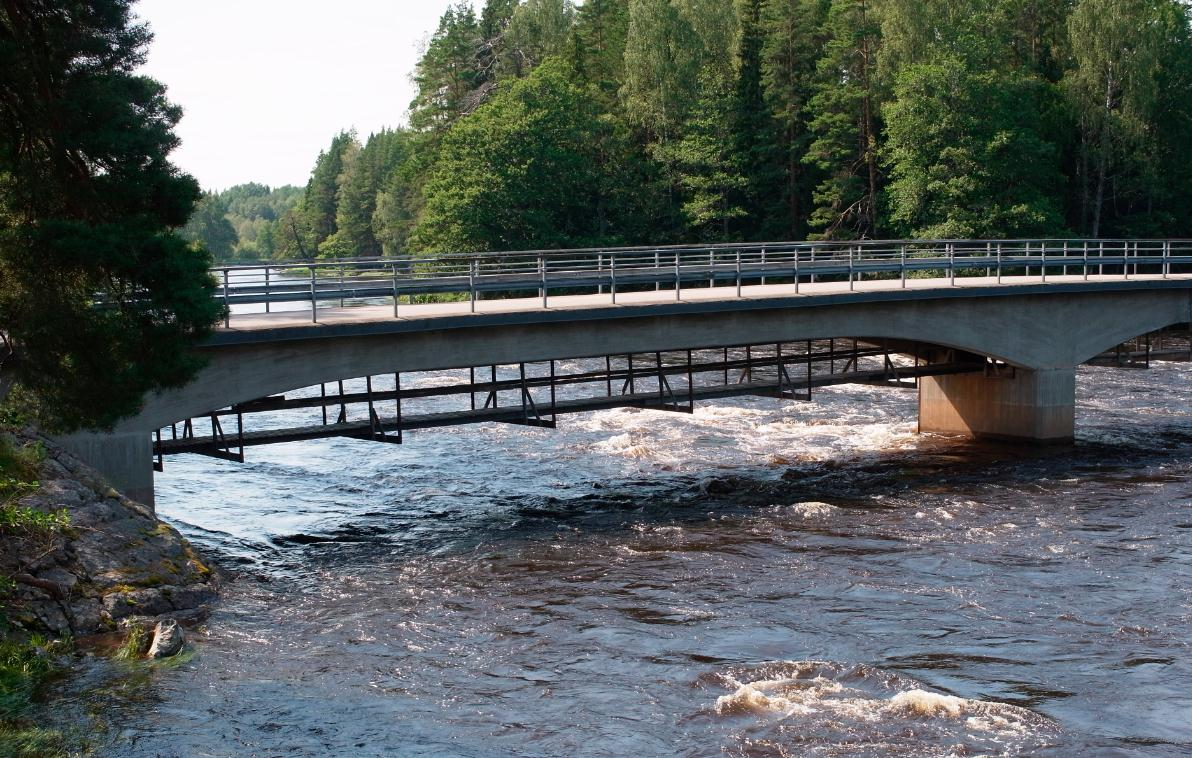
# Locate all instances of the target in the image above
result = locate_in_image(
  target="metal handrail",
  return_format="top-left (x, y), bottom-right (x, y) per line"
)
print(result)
top-left (210, 239), bottom-right (1192, 325)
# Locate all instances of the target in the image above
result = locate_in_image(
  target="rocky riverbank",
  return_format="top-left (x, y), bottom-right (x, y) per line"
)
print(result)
top-left (0, 430), bottom-right (218, 638)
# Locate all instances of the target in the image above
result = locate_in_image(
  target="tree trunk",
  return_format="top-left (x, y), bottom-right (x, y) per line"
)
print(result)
top-left (1091, 74), bottom-right (1115, 239)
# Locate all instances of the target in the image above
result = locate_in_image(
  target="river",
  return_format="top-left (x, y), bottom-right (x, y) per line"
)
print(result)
top-left (55, 359), bottom-right (1192, 756)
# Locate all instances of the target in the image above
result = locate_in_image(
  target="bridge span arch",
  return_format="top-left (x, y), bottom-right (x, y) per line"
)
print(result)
top-left (62, 278), bottom-right (1192, 507)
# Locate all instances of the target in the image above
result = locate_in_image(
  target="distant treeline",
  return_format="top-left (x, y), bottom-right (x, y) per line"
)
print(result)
top-left (184, 0), bottom-right (1192, 262)
top-left (181, 183), bottom-right (302, 262)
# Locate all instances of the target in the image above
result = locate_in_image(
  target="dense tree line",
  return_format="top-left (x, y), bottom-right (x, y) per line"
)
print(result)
top-left (263, 0), bottom-right (1192, 261)
top-left (180, 183), bottom-right (302, 262)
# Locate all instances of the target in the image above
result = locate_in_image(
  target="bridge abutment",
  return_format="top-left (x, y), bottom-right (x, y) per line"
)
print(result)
top-left (57, 432), bottom-right (155, 510)
top-left (918, 367), bottom-right (1076, 443)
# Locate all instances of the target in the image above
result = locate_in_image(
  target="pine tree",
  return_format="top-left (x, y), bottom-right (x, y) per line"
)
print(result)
top-left (302, 131), bottom-right (358, 249)
top-left (503, 0), bottom-right (577, 78)
top-left (658, 73), bottom-right (748, 240)
top-left (803, 0), bottom-right (884, 239)
top-left (761, 0), bottom-right (830, 239)
top-left (732, 0), bottom-right (783, 238)
top-left (0, 0), bottom-right (222, 430)
top-left (570, 0), bottom-right (631, 108)
top-left (409, 3), bottom-right (483, 131)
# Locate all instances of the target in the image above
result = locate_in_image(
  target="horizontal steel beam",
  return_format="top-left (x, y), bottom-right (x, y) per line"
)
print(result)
top-left (157, 361), bottom-right (980, 456)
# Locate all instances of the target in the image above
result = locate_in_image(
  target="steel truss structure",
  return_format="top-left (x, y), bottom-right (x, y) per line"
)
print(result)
top-left (153, 339), bottom-right (983, 468)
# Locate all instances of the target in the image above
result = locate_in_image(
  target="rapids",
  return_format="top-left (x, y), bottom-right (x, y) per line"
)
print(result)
top-left (46, 361), bottom-right (1192, 756)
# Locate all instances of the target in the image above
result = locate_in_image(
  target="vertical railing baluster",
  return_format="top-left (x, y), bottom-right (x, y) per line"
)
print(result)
top-left (540, 253), bottom-right (547, 308)
top-left (222, 268), bottom-right (230, 327)
top-left (736, 249), bottom-right (742, 297)
top-left (264, 267), bottom-right (271, 314)
top-left (392, 263), bottom-right (400, 318)
top-left (611, 254), bottom-right (618, 304)
top-left (470, 258), bottom-right (478, 313)
top-left (309, 267), bottom-right (317, 323)
top-left (900, 244), bottom-right (907, 288)
top-left (675, 250), bottom-right (681, 301)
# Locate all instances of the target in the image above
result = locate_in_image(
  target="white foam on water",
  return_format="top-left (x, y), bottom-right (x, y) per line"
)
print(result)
top-left (783, 501), bottom-right (838, 519)
top-left (714, 675), bottom-right (842, 717)
top-left (886, 689), bottom-right (967, 717)
top-left (711, 662), bottom-right (1052, 744)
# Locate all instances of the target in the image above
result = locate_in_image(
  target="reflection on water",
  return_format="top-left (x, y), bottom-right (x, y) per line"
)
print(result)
top-left (51, 364), bottom-right (1192, 755)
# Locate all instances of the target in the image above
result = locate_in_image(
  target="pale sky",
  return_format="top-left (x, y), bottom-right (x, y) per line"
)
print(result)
top-left (135, 1), bottom-right (458, 191)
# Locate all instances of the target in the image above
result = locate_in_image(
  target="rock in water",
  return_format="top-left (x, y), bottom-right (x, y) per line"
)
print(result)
top-left (148, 619), bottom-right (185, 658)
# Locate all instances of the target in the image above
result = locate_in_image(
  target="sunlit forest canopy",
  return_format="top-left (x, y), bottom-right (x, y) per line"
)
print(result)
top-left (181, 0), bottom-right (1192, 262)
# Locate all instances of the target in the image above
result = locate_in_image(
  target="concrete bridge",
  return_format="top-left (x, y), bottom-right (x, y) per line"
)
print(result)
top-left (61, 239), bottom-right (1192, 507)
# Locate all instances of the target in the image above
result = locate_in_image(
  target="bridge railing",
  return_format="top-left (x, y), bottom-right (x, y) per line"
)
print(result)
top-left (210, 239), bottom-right (1192, 325)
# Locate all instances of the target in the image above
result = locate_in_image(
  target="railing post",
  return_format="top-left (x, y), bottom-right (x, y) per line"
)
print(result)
top-left (848, 246), bottom-right (854, 291)
top-left (1124, 242), bottom-right (1130, 280)
top-left (1041, 242), bottom-right (1047, 282)
top-left (539, 253), bottom-right (547, 308)
top-left (611, 254), bottom-right (618, 304)
top-left (900, 244), bottom-right (907, 288)
top-left (1062, 241), bottom-right (1068, 277)
top-left (222, 268), bottom-right (230, 328)
top-left (1083, 242), bottom-right (1089, 281)
top-left (309, 267), bottom-right (318, 323)
top-left (398, 263), bottom-right (407, 317)
top-left (996, 242), bottom-right (1002, 284)
top-left (761, 247), bottom-right (767, 286)
top-left (708, 248), bottom-right (714, 288)
top-left (597, 253), bottom-right (604, 295)
top-left (470, 258), bottom-right (477, 313)
top-left (948, 243), bottom-right (955, 285)
top-left (654, 250), bottom-right (661, 291)
top-left (264, 267), bottom-right (271, 314)
top-left (675, 250), bottom-right (681, 301)
top-left (794, 249), bottom-right (800, 294)
top-left (1164, 240), bottom-right (1171, 279)
top-left (736, 249), bottom-right (742, 297)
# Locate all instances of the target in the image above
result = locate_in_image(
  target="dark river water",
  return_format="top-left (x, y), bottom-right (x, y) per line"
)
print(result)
top-left (59, 359), bottom-right (1192, 756)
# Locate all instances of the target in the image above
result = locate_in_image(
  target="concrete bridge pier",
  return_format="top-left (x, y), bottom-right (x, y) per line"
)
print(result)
top-left (918, 367), bottom-right (1076, 443)
top-left (57, 432), bottom-right (155, 509)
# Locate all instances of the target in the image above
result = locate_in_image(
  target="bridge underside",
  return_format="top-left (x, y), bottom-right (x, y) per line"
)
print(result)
top-left (57, 283), bottom-right (1192, 508)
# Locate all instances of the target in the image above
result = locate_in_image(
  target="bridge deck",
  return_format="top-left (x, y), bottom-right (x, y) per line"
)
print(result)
top-left (218, 272), bottom-right (1192, 335)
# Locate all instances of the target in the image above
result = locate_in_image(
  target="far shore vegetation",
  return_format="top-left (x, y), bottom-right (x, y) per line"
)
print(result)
top-left (184, 0), bottom-right (1192, 269)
